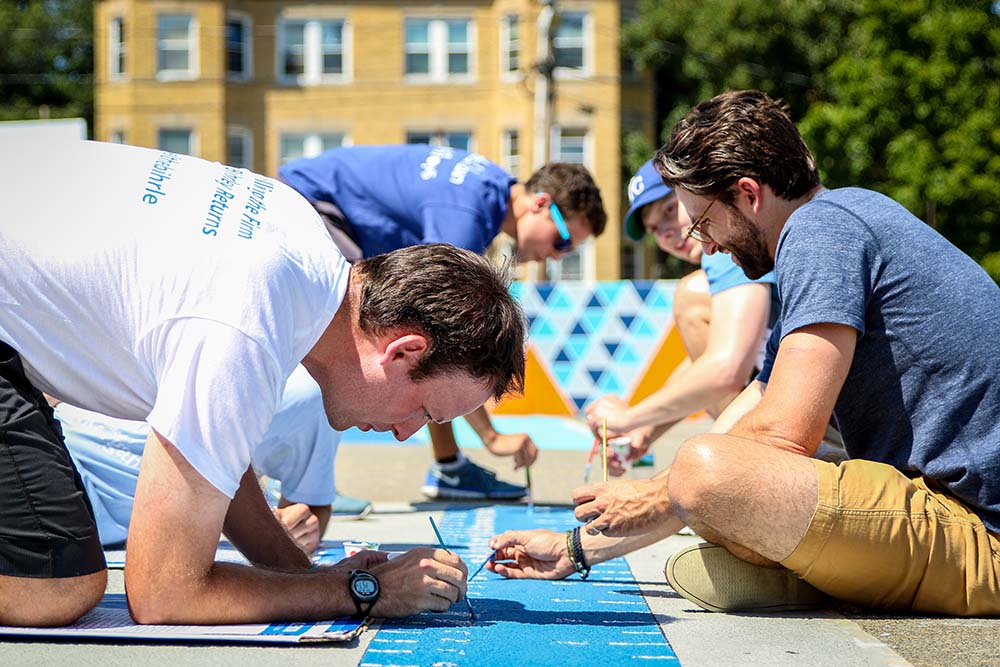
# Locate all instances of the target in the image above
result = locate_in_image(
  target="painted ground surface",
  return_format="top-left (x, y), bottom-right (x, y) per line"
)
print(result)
top-left (362, 505), bottom-right (678, 667)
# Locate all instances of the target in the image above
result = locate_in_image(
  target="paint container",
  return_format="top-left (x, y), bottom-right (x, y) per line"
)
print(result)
top-left (608, 436), bottom-right (632, 471)
top-left (343, 540), bottom-right (380, 557)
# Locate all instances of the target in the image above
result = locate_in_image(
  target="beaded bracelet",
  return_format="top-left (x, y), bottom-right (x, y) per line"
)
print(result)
top-left (564, 526), bottom-right (590, 579)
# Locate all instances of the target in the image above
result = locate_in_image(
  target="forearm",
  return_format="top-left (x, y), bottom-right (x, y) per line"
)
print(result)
top-left (462, 405), bottom-right (497, 445)
top-left (127, 561), bottom-right (355, 625)
top-left (625, 355), bottom-right (749, 430)
top-left (579, 517), bottom-right (685, 566)
top-left (223, 468), bottom-right (311, 570)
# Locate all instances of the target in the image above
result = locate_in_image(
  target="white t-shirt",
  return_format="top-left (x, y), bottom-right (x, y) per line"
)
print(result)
top-left (58, 365), bottom-right (338, 546)
top-left (0, 141), bottom-right (349, 497)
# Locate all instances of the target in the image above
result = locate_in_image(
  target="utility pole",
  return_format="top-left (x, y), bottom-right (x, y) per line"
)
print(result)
top-left (533, 0), bottom-right (556, 169)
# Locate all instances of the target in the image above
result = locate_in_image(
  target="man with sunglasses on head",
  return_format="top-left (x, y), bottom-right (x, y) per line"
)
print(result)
top-left (487, 90), bottom-right (1000, 619)
top-left (279, 144), bottom-right (607, 501)
top-left (583, 160), bottom-right (778, 470)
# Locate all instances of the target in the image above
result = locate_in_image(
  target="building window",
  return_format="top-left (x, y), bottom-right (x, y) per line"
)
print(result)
top-left (109, 130), bottom-right (126, 144)
top-left (406, 131), bottom-right (472, 152)
top-left (554, 12), bottom-right (587, 72)
top-left (279, 132), bottom-right (346, 164)
top-left (109, 17), bottom-right (126, 78)
top-left (278, 19), bottom-right (347, 84)
top-left (554, 128), bottom-right (588, 165)
top-left (226, 127), bottom-right (253, 169)
top-left (500, 15), bottom-right (520, 76)
top-left (226, 14), bottom-right (252, 80)
top-left (404, 18), bottom-right (473, 82)
top-left (158, 128), bottom-right (194, 155)
top-left (501, 129), bottom-right (520, 176)
top-left (157, 14), bottom-right (196, 79)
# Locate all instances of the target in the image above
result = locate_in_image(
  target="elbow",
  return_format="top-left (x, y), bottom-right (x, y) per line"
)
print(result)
top-left (125, 569), bottom-right (196, 625)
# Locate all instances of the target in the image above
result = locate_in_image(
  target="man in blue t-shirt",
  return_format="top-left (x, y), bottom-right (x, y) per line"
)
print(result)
top-left (584, 160), bottom-right (778, 470)
top-left (280, 145), bottom-right (607, 500)
top-left (487, 91), bottom-right (1000, 618)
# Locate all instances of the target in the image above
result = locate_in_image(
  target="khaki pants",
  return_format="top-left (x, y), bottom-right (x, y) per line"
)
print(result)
top-left (783, 458), bottom-right (1000, 616)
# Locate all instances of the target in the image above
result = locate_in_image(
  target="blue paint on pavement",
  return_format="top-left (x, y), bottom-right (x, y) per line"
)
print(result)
top-left (363, 505), bottom-right (678, 666)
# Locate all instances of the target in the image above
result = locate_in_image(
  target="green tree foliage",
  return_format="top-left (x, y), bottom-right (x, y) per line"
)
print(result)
top-left (623, 0), bottom-right (1000, 275)
top-left (0, 0), bottom-right (93, 126)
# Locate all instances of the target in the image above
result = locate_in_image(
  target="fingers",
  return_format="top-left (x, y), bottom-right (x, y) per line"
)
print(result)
top-left (571, 483), bottom-right (606, 506)
top-left (488, 529), bottom-right (536, 551)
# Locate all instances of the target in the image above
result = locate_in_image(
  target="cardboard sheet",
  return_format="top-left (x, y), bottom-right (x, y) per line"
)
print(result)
top-left (0, 594), bottom-right (365, 644)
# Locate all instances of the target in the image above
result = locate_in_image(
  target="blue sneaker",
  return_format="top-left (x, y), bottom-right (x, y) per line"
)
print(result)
top-left (331, 494), bottom-right (373, 521)
top-left (421, 459), bottom-right (527, 500)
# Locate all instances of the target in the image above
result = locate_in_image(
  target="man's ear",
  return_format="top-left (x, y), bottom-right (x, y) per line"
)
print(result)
top-left (532, 192), bottom-right (550, 212)
top-left (379, 334), bottom-right (429, 369)
top-left (736, 177), bottom-right (763, 212)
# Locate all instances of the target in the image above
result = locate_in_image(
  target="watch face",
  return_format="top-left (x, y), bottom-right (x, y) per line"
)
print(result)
top-left (351, 572), bottom-right (380, 601)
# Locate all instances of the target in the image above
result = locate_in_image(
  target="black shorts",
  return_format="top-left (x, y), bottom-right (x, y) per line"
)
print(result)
top-left (0, 340), bottom-right (106, 578)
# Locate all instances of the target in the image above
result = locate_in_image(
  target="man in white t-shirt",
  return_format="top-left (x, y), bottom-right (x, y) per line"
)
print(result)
top-left (0, 141), bottom-right (526, 626)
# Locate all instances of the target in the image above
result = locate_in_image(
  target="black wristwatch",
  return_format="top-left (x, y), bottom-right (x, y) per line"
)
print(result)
top-left (348, 569), bottom-right (381, 618)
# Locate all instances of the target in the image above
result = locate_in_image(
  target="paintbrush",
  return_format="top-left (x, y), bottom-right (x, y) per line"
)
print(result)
top-left (583, 439), bottom-right (599, 482)
top-left (602, 417), bottom-right (609, 482)
top-left (468, 549), bottom-right (498, 581)
top-left (428, 516), bottom-right (476, 620)
top-left (525, 464), bottom-right (534, 513)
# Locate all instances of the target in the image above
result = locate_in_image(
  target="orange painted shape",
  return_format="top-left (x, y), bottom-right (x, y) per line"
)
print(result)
top-left (493, 344), bottom-right (574, 416)
top-left (627, 325), bottom-right (689, 406)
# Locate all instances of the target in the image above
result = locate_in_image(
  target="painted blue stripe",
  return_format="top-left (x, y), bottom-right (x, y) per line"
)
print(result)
top-left (364, 506), bottom-right (678, 666)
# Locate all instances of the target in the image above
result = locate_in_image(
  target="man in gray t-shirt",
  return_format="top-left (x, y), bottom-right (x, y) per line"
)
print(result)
top-left (486, 90), bottom-right (1000, 617)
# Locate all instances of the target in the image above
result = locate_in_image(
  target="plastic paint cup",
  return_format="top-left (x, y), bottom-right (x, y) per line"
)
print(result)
top-left (608, 436), bottom-right (632, 469)
top-left (343, 540), bottom-right (380, 557)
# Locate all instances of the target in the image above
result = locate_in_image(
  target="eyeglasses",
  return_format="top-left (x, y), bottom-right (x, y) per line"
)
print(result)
top-left (686, 194), bottom-right (721, 244)
top-left (549, 200), bottom-right (574, 253)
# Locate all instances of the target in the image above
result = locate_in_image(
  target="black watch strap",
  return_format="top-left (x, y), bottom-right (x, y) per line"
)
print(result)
top-left (349, 569), bottom-right (381, 619)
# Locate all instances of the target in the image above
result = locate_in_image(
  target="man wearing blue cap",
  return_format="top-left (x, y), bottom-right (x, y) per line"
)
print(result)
top-left (280, 144), bottom-right (607, 500)
top-left (584, 160), bottom-right (778, 466)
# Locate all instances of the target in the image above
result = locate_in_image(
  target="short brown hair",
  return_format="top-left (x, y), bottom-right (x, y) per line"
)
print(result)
top-left (353, 244), bottom-right (526, 401)
top-left (524, 163), bottom-right (608, 236)
top-left (654, 90), bottom-right (820, 203)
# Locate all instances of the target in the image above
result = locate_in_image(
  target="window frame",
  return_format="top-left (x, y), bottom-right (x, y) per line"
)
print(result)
top-left (500, 14), bottom-right (520, 79)
top-left (226, 126), bottom-right (253, 169)
top-left (553, 11), bottom-right (591, 78)
top-left (109, 16), bottom-right (126, 80)
top-left (500, 128), bottom-right (521, 177)
top-left (405, 130), bottom-right (474, 152)
top-left (156, 13), bottom-right (198, 81)
top-left (277, 131), bottom-right (349, 165)
top-left (403, 17), bottom-right (475, 84)
top-left (157, 127), bottom-right (197, 156)
top-left (276, 17), bottom-right (351, 86)
top-left (225, 12), bottom-right (253, 82)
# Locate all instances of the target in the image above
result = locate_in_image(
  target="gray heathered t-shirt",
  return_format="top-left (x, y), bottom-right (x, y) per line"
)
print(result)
top-left (759, 187), bottom-right (1000, 532)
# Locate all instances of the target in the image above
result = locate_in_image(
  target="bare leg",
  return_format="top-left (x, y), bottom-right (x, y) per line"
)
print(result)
top-left (428, 421), bottom-right (460, 462)
top-left (667, 433), bottom-right (818, 563)
top-left (0, 570), bottom-right (107, 626)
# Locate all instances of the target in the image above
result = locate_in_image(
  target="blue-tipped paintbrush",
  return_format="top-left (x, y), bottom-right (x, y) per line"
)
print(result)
top-left (428, 516), bottom-right (476, 620)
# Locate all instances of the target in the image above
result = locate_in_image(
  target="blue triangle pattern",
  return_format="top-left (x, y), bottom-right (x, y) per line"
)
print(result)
top-left (553, 362), bottom-right (574, 385)
top-left (587, 368), bottom-right (604, 384)
top-left (571, 396), bottom-right (590, 412)
top-left (533, 317), bottom-right (557, 339)
top-left (586, 293), bottom-right (603, 308)
top-left (571, 320), bottom-right (588, 335)
top-left (536, 284), bottom-right (554, 303)
top-left (634, 317), bottom-right (659, 338)
top-left (616, 343), bottom-right (641, 364)
top-left (596, 281), bottom-right (625, 304)
top-left (604, 341), bottom-right (620, 357)
top-left (549, 291), bottom-right (573, 312)
top-left (634, 282), bottom-right (654, 302)
top-left (647, 288), bottom-right (671, 311)
top-left (555, 347), bottom-right (572, 363)
top-left (565, 336), bottom-right (589, 361)
top-left (619, 314), bottom-right (636, 330)
top-left (581, 310), bottom-right (605, 333)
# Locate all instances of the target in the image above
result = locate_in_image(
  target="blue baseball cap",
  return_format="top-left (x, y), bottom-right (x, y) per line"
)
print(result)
top-left (623, 159), bottom-right (673, 241)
